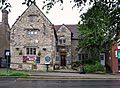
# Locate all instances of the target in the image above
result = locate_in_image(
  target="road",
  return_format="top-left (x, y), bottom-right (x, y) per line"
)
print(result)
top-left (0, 79), bottom-right (120, 88)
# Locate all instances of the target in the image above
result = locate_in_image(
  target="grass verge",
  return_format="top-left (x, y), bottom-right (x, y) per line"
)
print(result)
top-left (0, 72), bottom-right (31, 76)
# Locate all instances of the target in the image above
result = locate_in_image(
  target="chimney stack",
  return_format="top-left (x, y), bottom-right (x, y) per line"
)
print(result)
top-left (2, 9), bottom-right (8, 25)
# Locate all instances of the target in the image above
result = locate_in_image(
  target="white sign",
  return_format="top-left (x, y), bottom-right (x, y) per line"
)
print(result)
top-left (5, 51), bottom-right (10, 56)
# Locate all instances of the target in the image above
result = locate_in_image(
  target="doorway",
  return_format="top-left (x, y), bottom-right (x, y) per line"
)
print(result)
top-left (61, 55), bottom-right (66, 66)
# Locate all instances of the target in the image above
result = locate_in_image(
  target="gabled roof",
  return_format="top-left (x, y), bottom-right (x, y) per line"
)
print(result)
top-left (54, 24), bottom-right (79, 39)
top-left (11, 3), bottom-right (52, 28)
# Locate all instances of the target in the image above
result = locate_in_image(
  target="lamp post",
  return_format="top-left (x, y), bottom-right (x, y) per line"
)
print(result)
top-left (5, 50), bottom-right (10, 73)
top-left (45, 56), bottom-right (50, 72)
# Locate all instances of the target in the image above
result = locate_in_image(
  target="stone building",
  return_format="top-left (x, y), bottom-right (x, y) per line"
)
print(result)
top-left (10, 4), bottom-right (80, 71)
top-left (54, 24), bottom-right (79, 69)
top-left (10, 4), bottom-right (56, 70)
top-left (0, 10), bottom-right (10, 67)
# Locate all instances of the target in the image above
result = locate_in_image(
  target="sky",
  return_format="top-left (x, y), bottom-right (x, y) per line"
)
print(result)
top-left (0, 0), bottom-right (88, 27)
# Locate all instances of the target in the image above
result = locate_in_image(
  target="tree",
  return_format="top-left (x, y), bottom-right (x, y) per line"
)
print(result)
top-left (0, 0), bottom-right (11, 11)
top-left (78, 2), bottom-right (111, 64)
top-left (78, 0), bottom-right (119, 64)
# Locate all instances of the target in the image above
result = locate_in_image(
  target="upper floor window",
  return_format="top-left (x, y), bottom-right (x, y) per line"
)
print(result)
top-left (61, 27), bottom-right (66, 32)
top-left (28, 14), bottom-right (38, 22)
top-left (58, 36), bottom-right (66, 45)
top-left (27, 30), bottom-right (38, 35)
top-left (25, 29), bottom-right (39, 36)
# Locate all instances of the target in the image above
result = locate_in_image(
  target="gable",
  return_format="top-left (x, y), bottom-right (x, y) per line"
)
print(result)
top-left (11, 4), bottom-right (52, 29)
top-left (55, 24), bottom-right (79, 39)
top-left (57, 24), bottom-right (71, 34)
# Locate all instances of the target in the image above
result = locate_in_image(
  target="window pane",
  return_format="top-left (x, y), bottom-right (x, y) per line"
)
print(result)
top-left (59, 39), bottom-right (62, 44)
top-left (33, 48), bottom-right (36, 55)
top-left (28, 31), bottom-right (31, 34)
top-left (26, 48), bottom-right (29, 55)
top-left (29, 16), bottom-right (34, 22)
top-left (30, 48), bottom-right (32, 55)
top-left (63, 39), bottom-right (66, 43)
top-left (36, 57), bottom-right (40, 63)
top-left (26, 47), bottom-right (36, 55)
top-left (34, 31), bottom-right (37, 34)
top-left (31, 31), bottom-right (34, 35)
top-left (56, 56), bottom-right (59, 61)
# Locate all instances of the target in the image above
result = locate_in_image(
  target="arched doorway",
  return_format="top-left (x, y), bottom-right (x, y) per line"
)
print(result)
top-left (60, 52), bottom-right (66, 66)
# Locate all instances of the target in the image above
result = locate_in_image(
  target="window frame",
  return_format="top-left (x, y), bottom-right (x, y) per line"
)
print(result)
top-left (26, 47), bottom-right (37, 56)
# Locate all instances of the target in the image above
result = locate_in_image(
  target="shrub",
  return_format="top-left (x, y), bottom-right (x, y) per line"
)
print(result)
top-left (84, 61), bottom-right (105, 73)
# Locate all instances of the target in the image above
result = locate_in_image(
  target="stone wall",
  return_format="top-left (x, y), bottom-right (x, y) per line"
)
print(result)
top-left (10, 4), bottom-right (56, 70)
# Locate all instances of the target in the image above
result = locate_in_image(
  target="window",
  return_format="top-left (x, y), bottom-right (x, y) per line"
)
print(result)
top-left (63, 39), bottom-right (66, 43)
top-left (27, 30), bottom-right (38, 35)
top-left (26, 47), bottom-right (36, 55)
top-left (79, 54), bottom-right (88, 61)
top-left (61, 28), bottom-right (66, 32)
top-left (58, 39), bottom-right (66, 45)
top-left (43, 23), bottom-right (46, 35)
top-left (56, 56), bottom-right (59, 61)
top-left (58, 36), bottom-right (66, 45)
top-left (36, 57), bottom-right (40, 63)
top-left (59, 39), bottom-right (62, 44)
top-left (28, 15), bottom-right (37, 22)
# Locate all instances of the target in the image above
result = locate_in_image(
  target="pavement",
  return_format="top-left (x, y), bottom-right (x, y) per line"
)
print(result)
top-left (1, 68), bottom-right (120, 80)
top-left (28, 72), bottom-right (120, 80)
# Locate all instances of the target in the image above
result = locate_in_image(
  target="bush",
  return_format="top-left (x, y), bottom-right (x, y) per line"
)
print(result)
top-left (84, 61), bottom-right (105, 73)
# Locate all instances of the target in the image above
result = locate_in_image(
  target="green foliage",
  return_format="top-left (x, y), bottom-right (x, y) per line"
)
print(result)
top-left (0, 72), bottom-right (30, 76)
top-left (22, 0), bottom-right (36, 6)
top-left (84, 61), bottom-right (105, 73)
top-left (0, 0), bottom-right (11, 11)
top-left (78, 1), bottom-right (119, 62)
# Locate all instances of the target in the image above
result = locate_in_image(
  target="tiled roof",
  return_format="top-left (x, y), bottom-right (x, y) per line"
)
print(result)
top-left (54, 24), bottom-right (79, 39)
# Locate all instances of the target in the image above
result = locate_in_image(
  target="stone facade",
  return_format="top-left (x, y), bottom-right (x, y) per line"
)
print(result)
top-left (54, 24), bottom-right (79, 69)
top-left (55, 25), bottom-right (72, 68)
top-left (10, 4), bottom-right (56, 71)
top-left (10, 4), bottom-right (80, 71)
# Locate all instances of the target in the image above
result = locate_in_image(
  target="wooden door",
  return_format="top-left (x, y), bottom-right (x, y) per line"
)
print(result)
top-left (61, 55), bottom-right (66, 66)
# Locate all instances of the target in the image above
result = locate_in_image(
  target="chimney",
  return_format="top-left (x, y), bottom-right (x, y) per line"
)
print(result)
top-left (2, 9), bottom-right (8, 25)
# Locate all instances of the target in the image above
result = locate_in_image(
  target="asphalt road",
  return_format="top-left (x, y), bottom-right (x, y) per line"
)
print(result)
top-left (0, 79), bottom-right (120, 88)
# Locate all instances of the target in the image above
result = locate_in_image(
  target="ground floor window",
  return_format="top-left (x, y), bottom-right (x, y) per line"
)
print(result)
top-left (78, 53), bottom-right (88, 63)
top-left (79, 54), bottom-right (88, 61)
top-left (56, 56), bottom-right (59, 61)
top-left (26, 47), bottom-right (36, 55)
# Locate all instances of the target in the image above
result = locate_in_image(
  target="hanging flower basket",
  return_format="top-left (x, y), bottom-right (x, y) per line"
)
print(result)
top-left (38, 50), bottom-right (41, 56)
